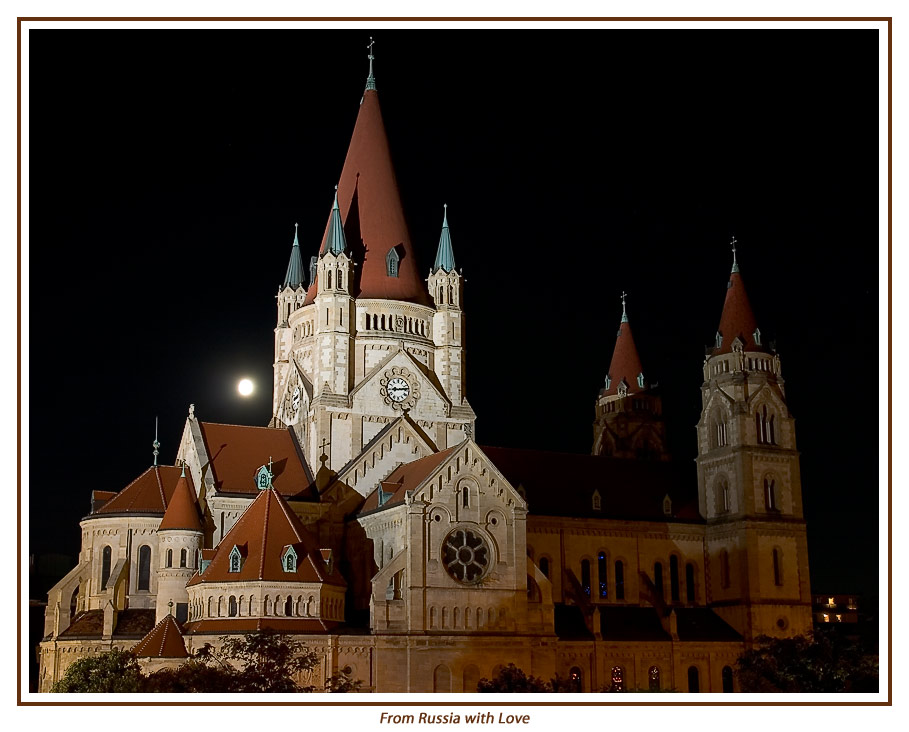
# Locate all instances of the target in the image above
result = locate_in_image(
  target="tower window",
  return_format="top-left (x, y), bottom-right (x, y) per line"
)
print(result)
top-left (166, 549), bottom-right (173, 568)
top-left (773, 548), bottom-right (783, 586)
top-left (765, 478), bottom-right (778, 511)
top-left (180, 548), bottom-right (187, 568)
top-left (101, 545), bottom-right (111, 589)
top-left (462, 486), bottom-right (470, 508)
top-left (327, 269), bottom-right (332, 289)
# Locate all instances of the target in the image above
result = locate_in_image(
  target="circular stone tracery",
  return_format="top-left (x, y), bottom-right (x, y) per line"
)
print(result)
top-left (442, 528), bottom-right (491, 583)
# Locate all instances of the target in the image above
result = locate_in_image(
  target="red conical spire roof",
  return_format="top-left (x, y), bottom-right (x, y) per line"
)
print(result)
top-left (604, 295), bottom-right (646, 396)
top-left (158, 470), bottom-right (202, 532)
top-left (305, 88), bottom-right (430, 306)
top-left (715, 271), bottom-right (765, 355)
top-left (132, 614), bottom-right (188, 659)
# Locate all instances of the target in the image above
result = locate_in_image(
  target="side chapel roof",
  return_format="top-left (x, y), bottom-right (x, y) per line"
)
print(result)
top-left (91, 466), bottom-right (189, 517)
top-left (131, 614), bottom-right (189, 658)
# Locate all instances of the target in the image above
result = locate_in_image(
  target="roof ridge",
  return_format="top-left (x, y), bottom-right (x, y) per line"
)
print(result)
top-left (200, 421), bottom-right (290, 432)
top-left (154, 467), bottom-right (167, 509)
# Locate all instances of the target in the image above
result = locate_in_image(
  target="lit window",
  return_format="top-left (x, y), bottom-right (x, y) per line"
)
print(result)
top-left (611, 666), bottom-right (625, 692)
top-left (828, 597), bottom-right (836, 607)
top-left (822, 613), bottom-right (830, 622)
top-left (835, 614), bottom-right (843, 622)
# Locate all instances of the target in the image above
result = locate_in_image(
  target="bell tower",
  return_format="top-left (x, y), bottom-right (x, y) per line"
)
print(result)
top-left (592, 293), bottom-right (669, 460)
top-left (695, 240), bottom-right (812, 642)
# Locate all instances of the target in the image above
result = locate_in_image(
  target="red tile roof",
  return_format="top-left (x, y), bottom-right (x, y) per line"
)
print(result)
top-left (714, 271), bottom-right (766, 354)
top-left (158, 472), bottom-right (203, 532)
top-left (199, 422), bottom-right (315, 497)
top-left (92, 466), bottom-right (187, 516)
top-left (131, 614), bottom-right (189, 658)
top-left (187, 487), bottom-right (345, 587)
top-left (304, 89), bottom-right (431, 307)
top-left (182, 617), bottom-right (339, 635)
top-left (603, 321), bottom-right (645, 396)
top-left (359, 445), bottom-right (459, 514)
top-left (59, 609), bottom-right (157, 639)
top-left (479, 446), bottom-right (701, 522)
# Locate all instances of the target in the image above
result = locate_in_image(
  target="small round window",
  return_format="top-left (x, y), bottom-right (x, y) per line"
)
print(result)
top-left (442, 528), bottom-right (491, 583)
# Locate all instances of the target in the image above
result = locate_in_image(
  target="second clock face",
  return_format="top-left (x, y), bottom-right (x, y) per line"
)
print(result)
top-left (387, 376), bottom-right (411, 403)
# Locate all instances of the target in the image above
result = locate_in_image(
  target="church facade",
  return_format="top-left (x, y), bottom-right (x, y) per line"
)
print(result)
top-left (37, 53), bottom-right (813, 694)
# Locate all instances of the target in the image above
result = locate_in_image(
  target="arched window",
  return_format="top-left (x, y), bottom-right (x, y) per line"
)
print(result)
top-left (438, 285), bottom-right (445, 304)
top-left (462, 485), bottom-right (470, 507)
top-left (569, 666), bottom-right (583, 693)
top-left (264, 595), bottom-right (271, 616)
top-left (70, 585), bottom-right (79, 616)
top-left (539, 556), bottom-right (550, 578)
top-left (338, 270), bottom-right (343, 290)
top-left (180, 548), bottom-right (187, 568)
top-left (581, 559), bottom-right (591, 597)
top-left (718, 478), bottom-right (730, 513)
top-left (648, 666), bottom-right (661, 691)
top-left (765, 478), bottom-right (778, 511)
top-left (326, 270), bottom-right (332, 289)
top-left (615, 560), bottom-right (625, 600)
top-left (611, 666), bottom-right (625, 692)
top-left (688, 666), bottom-right (700, 693)
top-left (137, 545), bottom-right (151, 591)
top-left (773, 548), bottom-right (783, 586)
top-left (449, 285), bottom-right (454, 304)
top-left (101, 546), bottom-right (112, 589)
top-left (653, 562), bottom-right (664, 599)
top-left (166, 549), bottom-right (173, 568)
top-left (228, 596), bottom-right (237, 617)
top-left (769, 414), bottom-right (776, 444)
top-left (433, 664), bottom-right (451, 693)
top-left (598, 552), bottom-right (608, 598)
top-left (722, 665), bottom-right (734, 692)
top-left (686, 563), bottom-right (696, 603)
top-left (285, 596), bottom-right (293, 617)
top-left (720, 549), bottom-right (731, 588)
top-left (670, 555), bottom-right (680, 602)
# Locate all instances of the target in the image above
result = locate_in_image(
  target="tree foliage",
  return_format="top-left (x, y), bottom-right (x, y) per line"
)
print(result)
top-left (50, 649), bottom-right (143, 693)
top-left (736, 627), bottom-right (878, 693)
top-left (476, 663), bottom-right (558, 693)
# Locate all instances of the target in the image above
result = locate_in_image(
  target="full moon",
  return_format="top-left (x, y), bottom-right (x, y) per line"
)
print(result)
top-left (238, 378), bottom-right (254, 397)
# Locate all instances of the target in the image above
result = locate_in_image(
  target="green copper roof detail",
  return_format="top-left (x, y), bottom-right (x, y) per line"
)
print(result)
top-left (283, 222), bottom-right (304, 288)
top-left (323, 186), bottom-right (348, 256)
top-left (365, 36), bottom-right (377, 92)
top-left (730, 235), bottom-right (739, 273)
top-left (433, 204), bottom-right (456, 273)
top-left (620, 290), bottom-right (629, 323)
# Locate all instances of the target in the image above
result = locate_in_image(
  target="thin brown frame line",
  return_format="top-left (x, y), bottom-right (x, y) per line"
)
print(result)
top-left (17, 16), bottom-right (892, 707)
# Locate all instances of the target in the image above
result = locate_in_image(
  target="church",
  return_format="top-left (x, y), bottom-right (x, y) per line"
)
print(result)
top-left (38, 48), bottom-right (813, 694)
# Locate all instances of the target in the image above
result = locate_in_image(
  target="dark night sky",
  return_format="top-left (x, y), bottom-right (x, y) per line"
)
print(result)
top-left (27, 29), bottom-right (880, 599)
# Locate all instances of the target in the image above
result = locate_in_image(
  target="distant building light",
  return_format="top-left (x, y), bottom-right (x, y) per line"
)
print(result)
top-left (835, 614), bottom-right (843, 622)
top-left (822, 613), bottom-right (830, 622)
top-left (827, 597), bottom-right (836, 607)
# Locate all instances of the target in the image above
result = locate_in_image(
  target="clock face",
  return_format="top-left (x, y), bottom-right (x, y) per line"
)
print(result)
top-left (387, 376), bottom-right (410, 403)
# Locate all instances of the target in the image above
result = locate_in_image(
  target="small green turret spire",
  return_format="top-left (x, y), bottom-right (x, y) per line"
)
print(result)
top-left (365, 36), bottom-right (376, 92)
top-left (323, 186), bottom-right (348, 256)
top-left (433, 204), bottom-right (456, 273)
top-left (283, 222), bottom-right (304, 288)
top-left (730, 235), bottom-right (739, 273)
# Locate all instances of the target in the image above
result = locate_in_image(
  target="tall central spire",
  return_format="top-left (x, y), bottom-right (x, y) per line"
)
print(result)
top-left (433, 204), bottom-right (456, 273)
top-left (305, 41), bottom-right (431, 307)
top-left (604, 293), bottom-right (645, 396)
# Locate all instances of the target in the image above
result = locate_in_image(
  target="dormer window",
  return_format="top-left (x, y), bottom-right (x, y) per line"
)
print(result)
top-left (604, 375), bottom-right (611, 389)
top-left (255, 463), bottom-right (273, 491)
top-left (229, 546), bottom-right (243, 573)
top-left (637, 373), bottom-right (645, 389)
top-left (753, 328), bottom-right (762, 346)
top-left (386, 247), bottom-right (400, 277)
top-left (592, 490), bottom-right (602, 511)
top-left (715, 332), bottom-right (723, 349)
top-left (282, 546), bottom-right (298, 573)
top-left (617, 381), bottom-right (628, 398)
top-left (662, 495), bottom-right (672, 516)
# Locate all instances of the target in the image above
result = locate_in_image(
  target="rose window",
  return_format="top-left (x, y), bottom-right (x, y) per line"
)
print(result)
top-left (442, 528), bottom-right (491, 583)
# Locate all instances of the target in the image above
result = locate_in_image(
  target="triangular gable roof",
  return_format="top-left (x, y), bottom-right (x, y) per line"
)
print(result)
top-left (304, 89), bottom-right (430, 307)
top-left (358, 445), bottom-right (460, 515)
top-left (131, 614), bottom-right (189, 658)
top-left (91, 466), bottom-right (188, 517)
top-left (479, 446), bottom-right (701, 522)
top-left (198, 422), bottom-right (315, 497)
top-left (158, 472), bottom-right (203, 531)
top-left (187, 487), bottom-right (345, 587)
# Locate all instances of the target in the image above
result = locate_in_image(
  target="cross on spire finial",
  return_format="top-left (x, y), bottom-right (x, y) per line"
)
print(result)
top-left (152, 417), bottom-right (160, 466)
top-left (319, 438), bottom-right (330, 467)
top-left (620, 291), bottom-right (628, 323)
top-left (365, 36), bottom-right (377, 91)
top-left (730, 235), bottom-right (739, 273)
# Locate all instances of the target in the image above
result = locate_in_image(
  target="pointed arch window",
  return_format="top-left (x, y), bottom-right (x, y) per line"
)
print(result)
top-left (137, 545), bottom-right (151, 591)
top-left (598, 552), bottom-right (608, 599)
top-left (326, 269), bottom-right (332, 289)
top-left (229, 596), bottom-right (237, 617)
top-left (756, 404), bottom-right (777, 445)
top-left (581, 559), bottom-right (591, 597)
top-left (462, 485), bottom-right (470, 508)
top-left (719, 478), bottom-right (730, 514)
top-left (166, 549), bottom-right (173, 568)
top-left (773, 547), bottom-right (783, 586)
top-left (101, 545), bottom-right (112, 589)
top-left (229, 546), bottom-right (243, 573)
top-left (282, 546), bottom-right (298, 573)
top-left (722, 665), bottom-right (735, 692)
top-left (386, 248), bottom-right (400, 278)
top-left (688, 666), bottom-right (700, 693)
top-left (180, 548), bottom-right (187, 568)
top-left (764, 478), bottom-right (778, 511)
